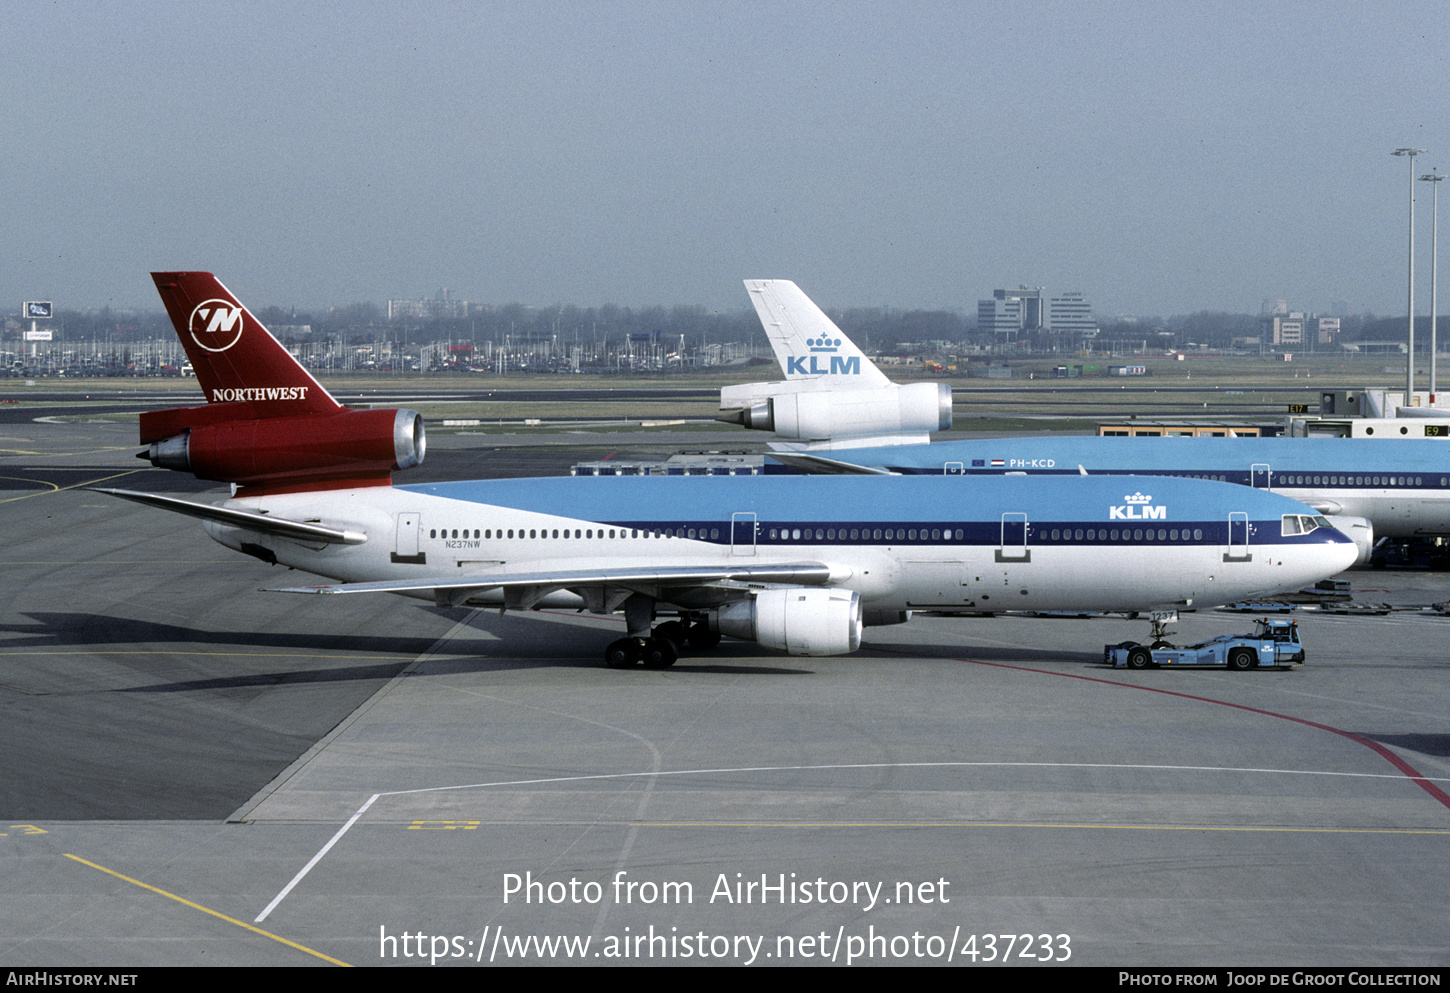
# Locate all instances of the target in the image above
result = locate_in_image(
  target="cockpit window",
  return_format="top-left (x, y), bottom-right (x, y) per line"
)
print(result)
top-left (1282, 514), bottom-right (1326, 536)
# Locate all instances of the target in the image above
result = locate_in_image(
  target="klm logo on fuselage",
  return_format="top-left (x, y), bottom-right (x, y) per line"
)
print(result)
top-left (1110, 492), bottom-right (1167, 520)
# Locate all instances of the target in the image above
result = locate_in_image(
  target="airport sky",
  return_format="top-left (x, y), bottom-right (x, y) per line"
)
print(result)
top-left (5, 0), bottom-right (1450, 320)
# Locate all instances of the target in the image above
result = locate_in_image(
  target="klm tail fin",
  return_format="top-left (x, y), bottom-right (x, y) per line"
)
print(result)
top-left (743, 279), bottom-right (890, 389)
top-left (151, 272), bottom-right (341, 418)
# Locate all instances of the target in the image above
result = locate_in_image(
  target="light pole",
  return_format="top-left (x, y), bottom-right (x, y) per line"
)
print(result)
top-left (1394, 148), bottom-right (1427, 400)
top-left (1421, 169), bottom-right (1444, 398)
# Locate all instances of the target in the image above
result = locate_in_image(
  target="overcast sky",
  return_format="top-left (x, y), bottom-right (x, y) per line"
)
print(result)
top-left (5, 0), bottom-right (1448, 318)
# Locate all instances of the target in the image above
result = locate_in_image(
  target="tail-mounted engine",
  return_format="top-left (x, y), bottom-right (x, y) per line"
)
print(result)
top-left (140, 406), bottom-right (426, 490)
top-left (719, 381), bottom-right (951, 449)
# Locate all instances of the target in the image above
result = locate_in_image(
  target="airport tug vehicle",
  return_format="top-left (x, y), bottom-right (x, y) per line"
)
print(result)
top-left (1105, 617), bottom-right (1305, 671)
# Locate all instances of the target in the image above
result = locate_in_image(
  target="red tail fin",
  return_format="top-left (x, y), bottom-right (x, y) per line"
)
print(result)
top-left (142, 272), bottom-right (425, 492)
top-left (151, 272), bottom-right (341, 418)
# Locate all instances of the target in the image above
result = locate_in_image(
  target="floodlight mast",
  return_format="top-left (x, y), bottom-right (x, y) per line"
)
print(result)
top-left (1394, 147), bottom-right (1427, 400)
top-left (1421, 169), bottom-right (1444, 397)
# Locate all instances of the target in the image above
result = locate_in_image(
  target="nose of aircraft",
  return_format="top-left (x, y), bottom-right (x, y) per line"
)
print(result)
top-left (1308, 525), bottom-right (1360, 583)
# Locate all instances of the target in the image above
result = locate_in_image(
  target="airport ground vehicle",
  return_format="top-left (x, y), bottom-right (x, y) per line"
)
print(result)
top-left (1104, 618), bottom-right (1304, 670)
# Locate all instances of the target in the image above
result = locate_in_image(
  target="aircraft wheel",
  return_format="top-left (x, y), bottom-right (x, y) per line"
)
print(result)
top-left (687, 623), bottom-right (721, 650)
top-left (605, 638), bottom-right (642, 669)
top-left (1125, 647), bottom-right (1152, 670)
top-left (1227, 648), bottom-right (1255, 672)
top-left (640, 637), bottom-right (678, 669)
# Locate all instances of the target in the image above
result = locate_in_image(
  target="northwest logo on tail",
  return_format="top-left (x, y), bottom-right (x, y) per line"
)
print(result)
top-left (188, 299), bottom-right (245, 352)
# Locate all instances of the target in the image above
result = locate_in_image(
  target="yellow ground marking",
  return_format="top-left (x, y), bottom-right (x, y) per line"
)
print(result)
top-left (63, 854), bottom-right (350, 967)
top-left (0, 469), bottom-right (145, 504)
top-left (2, 824), bottom-right (48, 836)
top-left (407, 821), bottom-right (480, 830)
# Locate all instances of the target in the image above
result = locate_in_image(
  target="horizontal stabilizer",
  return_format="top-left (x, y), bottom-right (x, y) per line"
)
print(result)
top-left (767, 452), bottom-right (895, 475)
top-left (93, 488), bottom-right (367, 545)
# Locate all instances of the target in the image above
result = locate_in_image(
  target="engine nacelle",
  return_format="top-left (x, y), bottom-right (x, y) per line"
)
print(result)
top-left (720, 382), bottom-right (951, 443)
top-left (145, 407), bottom-right (426, 486)
top-left (1325, 514), bottom-right (1374, 566)
top-left (712, 588), bottom-right (863, 656)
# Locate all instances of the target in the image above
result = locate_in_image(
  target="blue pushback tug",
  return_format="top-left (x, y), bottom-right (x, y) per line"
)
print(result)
top-left (1105, 618), bottom-right (1305, 670)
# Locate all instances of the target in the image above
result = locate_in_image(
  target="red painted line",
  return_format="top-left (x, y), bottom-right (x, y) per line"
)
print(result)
top-left (963, 658), bottom-right (1450, 811)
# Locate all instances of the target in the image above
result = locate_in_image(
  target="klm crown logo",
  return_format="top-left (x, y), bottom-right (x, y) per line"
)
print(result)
top-left (787, 336), bottom-right (860, 376)
top-left (1111, 491), bottom-right (1166, 520)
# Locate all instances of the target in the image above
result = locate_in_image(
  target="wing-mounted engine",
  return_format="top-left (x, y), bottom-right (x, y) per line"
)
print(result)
top-left (711, 587), bottom-right (863, 656)
top-left (718, 380), bottom-right (951, 451)
top-left (140, 405), bottom-right (426, 489)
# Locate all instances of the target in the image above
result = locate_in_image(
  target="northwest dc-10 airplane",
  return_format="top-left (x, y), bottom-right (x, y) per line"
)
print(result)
top-left (721, 279), bottom-right (1450, 555)
top-left (97, 273), bottom-right (1356, 669)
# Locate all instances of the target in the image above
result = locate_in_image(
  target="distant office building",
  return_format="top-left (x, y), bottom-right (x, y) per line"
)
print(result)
top-left (978, 286), bottom-right (1095, 335)
top-left (388, 288), bottom-right (470, 321)
top-left (1260, 311), bottom-right (1337, 347)
top-left (978, 295), bottom-right (1023, 335)
top-left (1048, 291), bottom-right (1096, 334)
top-left (1262, 299), bottom-right (1289, 316)
top-left (1264, 312), bottom-right (1305, 346)
top-left (978, 287), bottom-right (1041, 336)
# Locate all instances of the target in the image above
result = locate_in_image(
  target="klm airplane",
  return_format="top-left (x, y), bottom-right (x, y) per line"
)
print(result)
top-left (724, 280), bottom-right (1450, 550)
top-left (97, 273), bottom-right (1355, 669)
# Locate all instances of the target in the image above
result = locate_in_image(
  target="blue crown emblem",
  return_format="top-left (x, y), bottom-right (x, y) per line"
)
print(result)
top-left (807, 336), bottom-right (841, 353)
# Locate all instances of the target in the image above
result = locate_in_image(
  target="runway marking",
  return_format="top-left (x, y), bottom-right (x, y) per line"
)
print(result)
top-left (0, 468), bottom-right (145, 504)
top-left (64, 854), bottom-right (350, 967)
top-left (594, 822), bottom-right (1450, 835)
top-left (0, 651), bottom-right (415, 657)
top-left (961, 658), bottom-right (1450, 812)
top-left (258, 757), bottom-right (1450, 921)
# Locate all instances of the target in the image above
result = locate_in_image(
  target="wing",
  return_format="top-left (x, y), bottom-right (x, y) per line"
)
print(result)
top-left (94, 488), bottom-right (367, 544)
top-left (271, 562), bottom-right (834, 610)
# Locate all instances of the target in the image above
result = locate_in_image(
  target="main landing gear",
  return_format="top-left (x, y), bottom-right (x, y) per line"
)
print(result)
top-left (604, 614), bottom-right (720, 669)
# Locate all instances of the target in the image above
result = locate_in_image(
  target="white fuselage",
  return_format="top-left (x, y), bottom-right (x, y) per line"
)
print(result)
top-left (203, 476), bottom-right (1359, 615)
